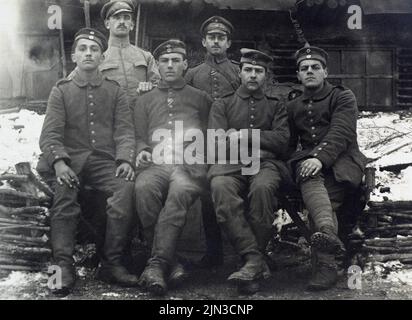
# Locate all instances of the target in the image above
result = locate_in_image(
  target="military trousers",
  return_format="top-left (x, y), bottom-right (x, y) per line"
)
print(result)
top-left (42, 155), bottom-right (135, 265)
top-left (134, 164), bottom-right (203, 267)
top-left (210, 162), bottom-right (282, 255)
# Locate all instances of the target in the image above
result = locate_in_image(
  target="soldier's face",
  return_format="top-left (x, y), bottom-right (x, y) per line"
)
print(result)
top-left (202, 33), bottom-right (231, 56)
top-left (157, 53), bottom-right (188, 83)
top-left (105, 13), bottom-right (134, 37)
top-left (297, 59), bottom-right (328, 89)
top-left (71, 39), bottom-right (104, 71)
top-left (239, 63), bottom-right (266, 92)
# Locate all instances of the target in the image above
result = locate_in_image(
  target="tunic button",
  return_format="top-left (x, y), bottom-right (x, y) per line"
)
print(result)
top-left (50, 145), bottom-right (54, 149)
top-left (311, 126), bottom-right (315, 130)
top-left (168, 121), bottom-right (172, 125)
top-left (91, 131), bottom-right (95, 135)
top-left (251, 108), bottom-right (255, 111)
top-left (314, 153), bottom-right (318, 157)
top-left (308, 111), bottom-right (312, 115)
top-left (55, 155), bottom-right (59, 159)
top-left (318, 147), bottom-right (322, 151)
top-left (250, 124), bottom-right (254, 128)
top-left (90, 102), bottom-right (94, 106)
top-left (90, 112), bottom-right (94, 116)
top-left (250, 100), bottom-right (255, 104)
top-left (92, 139), bottom-right (96, 144)
top-left (90, 122), bottom-right (94, 125)
top-left (323, 142), bottom-right (327, 145)
top-left (310, 119), bottom-right (314, 122)
top-left (89, 95), bottom-right (93, 99)
top-left (169, 113), bottom-right (173, 117)
top-left (251, 115), bottom-right (255, 119)
top-left (312, 134), bottom-right (316, 138)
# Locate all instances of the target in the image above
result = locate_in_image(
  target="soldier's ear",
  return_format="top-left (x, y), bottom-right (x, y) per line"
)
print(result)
top-left (183, 59), bottom-right (188, 71)
top-left (227, 39), bottom-right (232, 48)
top-left (104, 20), bottom-right (110, 29)
top-left (201, 38), bottom-right (207, 48)
top-left (324, 67), bottom-right (328, 79)
top-left (296, 70), bottom-right (302, 83)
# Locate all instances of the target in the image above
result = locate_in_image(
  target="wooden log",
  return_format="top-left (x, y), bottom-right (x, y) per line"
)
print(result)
top-left (0, 233), bottom-right (48, 245)
top-left (366, 211), bottom-right (412, 220)
top-left (0, 217), bottom-right (43, 226)
top-left (15, 162), bottom-right (53, 200)
top-left (366, 253), bottom-right (412, 263)
top-left (0, 224), bottom-right (50, 232)
top-left (366, 224), bottom-right (412, 232)
top-left (362, 245), bottom-right (412, 254)
top-left (368, 201), bottom-right (412, 210)
top-left (0, 174), bottom-right (29, 182)
top-left (0, 255), bottom-right (47, 267)
top-left (0, 205), bottom-right (47, 215)
top-left (0, 189), bottom-right (38, 201)
top-left (0, 244), bottom-right (51, 255)
top-left (364, 237), bottom-right (412, 246)
top-left (0, 264), bottom-right (45, 272)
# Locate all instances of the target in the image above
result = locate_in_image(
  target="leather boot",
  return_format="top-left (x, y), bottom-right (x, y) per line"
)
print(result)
top-left (307, 263), bottom-right (338, 291)
top-left (50, 218), bottom-right (77, 296)
top-left (307, 249), bottom-right (338, 291)
top-left (138, 260), bottom-right (168, 296)
top-left (237, 279), bottom-right (260, 295)
top-left (228, 253), bottom-right (271, 283)
top-left (98, 217), bottom-right (139, 287)
top-left (311, 226), bottom-right (345, 254)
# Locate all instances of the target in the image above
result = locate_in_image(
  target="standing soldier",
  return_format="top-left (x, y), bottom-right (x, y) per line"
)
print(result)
top-left (208, 49), bottom-right (290, 294)
top-left (185, 16), bottom-right (240, 268)
top-left (287, 45), bottom-right (367, 290)
top-left (100, 0), bottom-right (160, 105)
top-left (37, 28), bottom-right (139, 295)
top-left (134, 40), bottom-right (212, 295)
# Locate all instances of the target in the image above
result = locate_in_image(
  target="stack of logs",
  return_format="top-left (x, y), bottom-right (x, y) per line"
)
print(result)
top-left (351, 200), bottom-right (412, 266)
top-left (0, 162), bottom-right (53, 277)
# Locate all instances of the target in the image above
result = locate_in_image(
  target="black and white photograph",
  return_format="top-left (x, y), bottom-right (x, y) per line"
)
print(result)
top-left (0, 0), bottom-right (412, 305)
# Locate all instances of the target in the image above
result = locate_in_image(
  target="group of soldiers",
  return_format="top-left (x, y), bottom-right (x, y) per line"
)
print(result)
top-left (37, 0), bottom-right (367, 296)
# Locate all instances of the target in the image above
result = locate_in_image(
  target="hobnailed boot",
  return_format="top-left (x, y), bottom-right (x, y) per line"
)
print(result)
top-left (138, 261), bottom-right (167, 296)
top-left (228, 253), bottom-right (271, 283)
top-left (311, 226), bottom-right (345, 254)
top-left (50, 218), bottom-right (77, 296)
top-left (98, 217), bottom-right (139, 287)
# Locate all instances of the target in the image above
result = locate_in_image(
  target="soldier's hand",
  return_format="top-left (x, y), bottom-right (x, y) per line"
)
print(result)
top-left (137, 82), bottom-right (154, 94)
top-left (54, 160), bottom-right (80, 188)
top-left (300, 158), bottom-right (323, 177)
top-left (116, 162), bottom-right (135, 181)
top-left (136, 150), bottom-right (152, 167)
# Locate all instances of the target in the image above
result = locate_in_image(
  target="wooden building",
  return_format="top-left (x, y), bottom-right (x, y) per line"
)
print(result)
top-left (1, 0), bottom-right (412, 110)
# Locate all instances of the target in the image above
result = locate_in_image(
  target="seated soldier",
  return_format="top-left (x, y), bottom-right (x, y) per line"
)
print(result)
top-left (208, 49), bottom-right (290, 294)
top-left (134, 40), bottom-right (212, 296)
top-left (286, 44), bottom-right (367, 291)
top-left (37, 28), bottom-right (138, 295)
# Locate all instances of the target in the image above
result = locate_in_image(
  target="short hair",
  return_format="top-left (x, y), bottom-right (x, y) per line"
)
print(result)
top-left (239, 62), bottom-right (267, 72)
top-left (71, 39), bottom-right (103, 54)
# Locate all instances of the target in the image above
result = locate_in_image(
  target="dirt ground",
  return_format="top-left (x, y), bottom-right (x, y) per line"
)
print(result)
top-left (1, 246), bottom-right (412, 301)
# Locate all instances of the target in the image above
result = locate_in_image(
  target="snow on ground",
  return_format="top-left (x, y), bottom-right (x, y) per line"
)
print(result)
top-left (0, 271), bottom-right (48, 299)
top-left (0, 110), bottom-right (44, 174)
top-left (358, 112), bottom-right (412, 202)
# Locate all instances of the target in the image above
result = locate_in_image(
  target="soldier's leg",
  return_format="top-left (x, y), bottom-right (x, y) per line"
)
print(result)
top-left (248, 162), bottom-right (282, 253)
top-left (211, 175), bottom-right (269, 288)
top-left (134, 165), bottom-right (170, 251)
top-left (198, 190), bottom-right (224, 268)
top-left (84, 157), bottom-right (138, 286)
top-left (142, 166), bottom-right (202, 295)
top-left (49, 176), bottom-right (82, 295)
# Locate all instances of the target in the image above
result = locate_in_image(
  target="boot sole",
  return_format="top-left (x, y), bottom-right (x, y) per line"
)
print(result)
top-left (311, 232), bottom-right (345, 254)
